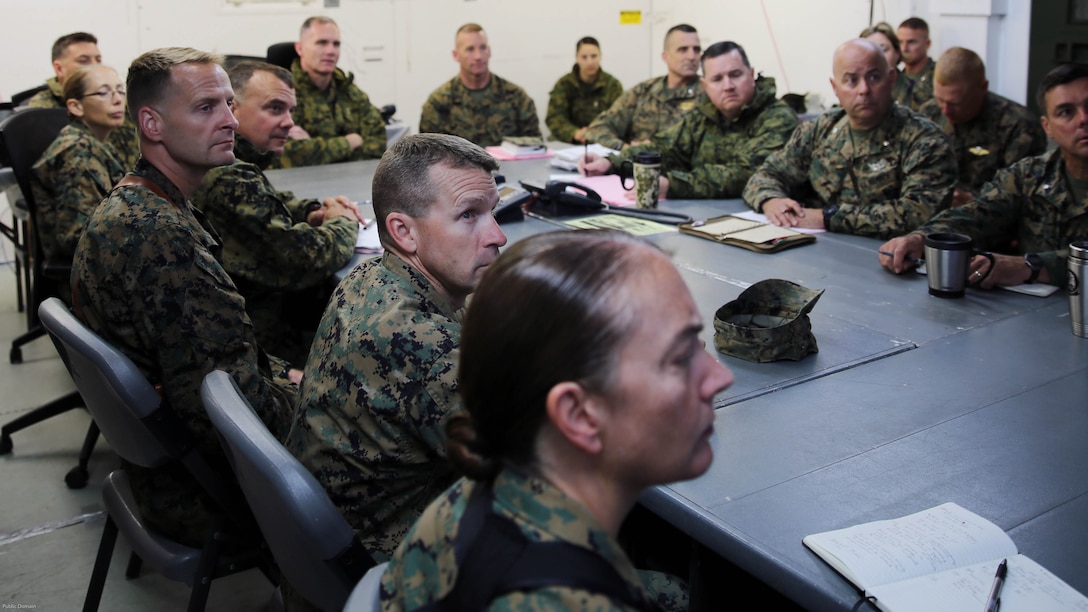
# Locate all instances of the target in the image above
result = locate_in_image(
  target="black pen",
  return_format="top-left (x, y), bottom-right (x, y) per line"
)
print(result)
top-left (878, 249), bottom-right (924, 266)
top-left (983, 558), bottom-right (1007, 612)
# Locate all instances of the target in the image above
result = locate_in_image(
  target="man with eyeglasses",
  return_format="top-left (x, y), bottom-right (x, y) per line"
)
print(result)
top-left (25, 32), bottom-right (139, 168)
top-left (743, 38), bottom-right (956, 239)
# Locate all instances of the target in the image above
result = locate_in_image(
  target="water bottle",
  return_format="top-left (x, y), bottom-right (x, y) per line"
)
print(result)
top-left (1069, 241), bottom-right (1088, 339)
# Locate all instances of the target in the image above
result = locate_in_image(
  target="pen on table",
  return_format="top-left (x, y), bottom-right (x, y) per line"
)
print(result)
top-left (983, 558), bottom-right (1007, 612)
top-left (878, 249), bottom-right (924, 266)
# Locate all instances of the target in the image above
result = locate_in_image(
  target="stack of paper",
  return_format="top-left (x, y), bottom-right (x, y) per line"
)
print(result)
top-left (550, 144), bottom-right (619, 171)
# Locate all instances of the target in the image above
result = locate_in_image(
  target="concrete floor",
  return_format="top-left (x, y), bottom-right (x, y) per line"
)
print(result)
top-left (0, 264), bottom-right (276, 611)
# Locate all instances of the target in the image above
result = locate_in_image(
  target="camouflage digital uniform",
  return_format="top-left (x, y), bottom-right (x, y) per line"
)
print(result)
top-left (545, 66), bottom-right (623, 143)
top-left (583, 76), bottom-right (704, 150)
top-left (25, 76), bottom-right (141, 170)
top-left (894, 58), bottom-right (936, 111)
top-left (418, 73), bottom-right (541, 147)
top-left (193, 135), bottom-right (357, 365)
top-left (381, 468), bottom-right (686, 611)
top-left (285, 251), bottom-right (463, 561)
top-left (30, 121), bottom-right (125, 264)
top-left (917, 91), bottom-right (1047, 192)
top-left (72, 158), bottom-right (297, 548)
top-left (613, 76), bottom-right (799, 199)
top-left (743, 104), bottom-right (956, 239)
top-left (917, 148), bottom-right (1088, 283)
top-left (272, 60), bottom-right (387, 169)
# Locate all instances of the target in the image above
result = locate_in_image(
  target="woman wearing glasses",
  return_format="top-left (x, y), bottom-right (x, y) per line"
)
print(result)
top-left (31, 64), bottom-right (127, 278)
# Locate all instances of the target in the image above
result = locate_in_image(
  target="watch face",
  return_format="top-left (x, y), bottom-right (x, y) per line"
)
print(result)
top-left (1026, 253), bottom-right (1043, 269)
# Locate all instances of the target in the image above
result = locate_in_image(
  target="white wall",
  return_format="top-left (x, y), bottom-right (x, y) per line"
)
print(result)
top-left (1, 0), bottom-right (1035, 133)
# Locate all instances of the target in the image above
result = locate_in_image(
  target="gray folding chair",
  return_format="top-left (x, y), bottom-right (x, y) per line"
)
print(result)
top-left (37, 298), bottom-right (270, 611)
top-left (201, 369), bottom-right (376, 612)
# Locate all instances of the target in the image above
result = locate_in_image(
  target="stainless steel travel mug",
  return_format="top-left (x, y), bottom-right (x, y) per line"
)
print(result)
top-left (1069, 241), bottom-right (1087, 339)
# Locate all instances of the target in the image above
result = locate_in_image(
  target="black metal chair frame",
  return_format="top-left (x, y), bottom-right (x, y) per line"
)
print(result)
top-left (0, 108), bottom-right (97, 489)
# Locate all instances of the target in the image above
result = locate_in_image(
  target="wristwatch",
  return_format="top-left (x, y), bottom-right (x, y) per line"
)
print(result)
top-left (822, 204), bottom-right (839, 231)
top-left (1024, 253), bottom-right (1043, 284)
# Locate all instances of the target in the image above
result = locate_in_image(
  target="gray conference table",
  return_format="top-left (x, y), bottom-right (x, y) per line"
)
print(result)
top-left (268, 156), bottom-right (1088, 610)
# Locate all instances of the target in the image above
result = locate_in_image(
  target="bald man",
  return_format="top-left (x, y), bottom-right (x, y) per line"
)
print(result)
top-left (743, 38), bottom-right (956, 238)
top-left (918, 47), bottom-right (1047, 205)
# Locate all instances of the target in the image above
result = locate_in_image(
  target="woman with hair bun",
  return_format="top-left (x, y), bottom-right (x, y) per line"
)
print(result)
top-left (380, 229), bottom-right (735, 611)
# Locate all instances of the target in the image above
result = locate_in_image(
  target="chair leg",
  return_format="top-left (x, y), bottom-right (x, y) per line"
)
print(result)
top-left (0, 390), bottom-right (84, 454)
top-left (83, 515), bottom-right (118, 612)
top-left (125, 552), bottom-right (143, 579)
top-left (9, 324), bottom-right (46, 364)
top-left (65, 420), bottom-right (99, 489)
top-left (187, 524), bottom-right (227, 612)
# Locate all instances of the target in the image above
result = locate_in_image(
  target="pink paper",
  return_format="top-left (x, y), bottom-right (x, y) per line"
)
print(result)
top-left (485, 146), bottom-right (554, 161)
top-left (563, 174), bottom-right (668, 207)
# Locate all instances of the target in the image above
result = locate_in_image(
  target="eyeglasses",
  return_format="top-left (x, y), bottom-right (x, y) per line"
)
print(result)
top-left (81, 87), bottom-right (126, 100)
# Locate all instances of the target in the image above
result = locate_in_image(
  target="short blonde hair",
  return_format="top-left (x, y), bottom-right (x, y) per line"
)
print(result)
top-left (934, 47), bottom-right (986, 86)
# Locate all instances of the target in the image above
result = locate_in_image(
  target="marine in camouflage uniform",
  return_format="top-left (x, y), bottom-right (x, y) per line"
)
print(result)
top-left (917, 91), bottom-right (1047, 192)
top-left (272, 60), bottom-right (387, 169)
top-left (72, 158), bottom-right (297, 548)
top-left (743, 104), bottom-right (956, 239)
top-left (610, 76), bottom-right (798, 199)
top-left (30, 121), bottom-right (125, 265)
top-left (193, 135), bottom-right (357, 365)
top-left (583, 76), bottom-right (704, 151)
top-left (545, 66), bottom-right (623, 143)
top-left (894, 58), bottom-right (935, 111)
top-left (418, 73), bottom-right (541, 147)
top-left (916, 148), bottom-right (1088, 284)
top-left (285, 250), bottom-right (463, 561)
top-left (380, 469), bottom-right (687, 612)
top-left (25, 77), bottom-right (141, 170)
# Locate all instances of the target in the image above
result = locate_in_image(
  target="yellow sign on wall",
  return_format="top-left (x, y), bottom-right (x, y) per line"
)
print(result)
top-left (620, 10), bottom-right (642, 25)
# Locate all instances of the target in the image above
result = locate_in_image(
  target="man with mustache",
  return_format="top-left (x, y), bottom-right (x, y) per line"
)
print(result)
top-left (193, 61), bottom-right (360, 366)
top-left (744, 38), bottom-right (956, 238)
top-left (419, 22), bottom-right (540, 147)
top-left (286, 133), bottom-right (508, 562)
top-left (584, 23), bottom-right (704, 151)
top-left (580, 41), bottom-right (799, 199)
top-left (879, 63), bottom-right (1088, 289)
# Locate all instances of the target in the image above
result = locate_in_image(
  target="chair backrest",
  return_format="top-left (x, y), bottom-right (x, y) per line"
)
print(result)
top-left (201, 369), bottom-right (374, 612)
top-left (37, 297), bottom-right (173, 467)
top-left (11, 84), bottom-right (48, 108)
top-left (0, 108), bottom-right (68, 202)
top-left (266, 42), bottom-right (298, 70)
top-left (39, 297), bottom-right (235, 503)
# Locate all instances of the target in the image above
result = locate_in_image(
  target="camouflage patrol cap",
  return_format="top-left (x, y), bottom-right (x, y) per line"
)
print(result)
top-left (713, 279), bottom-right (824, 362)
